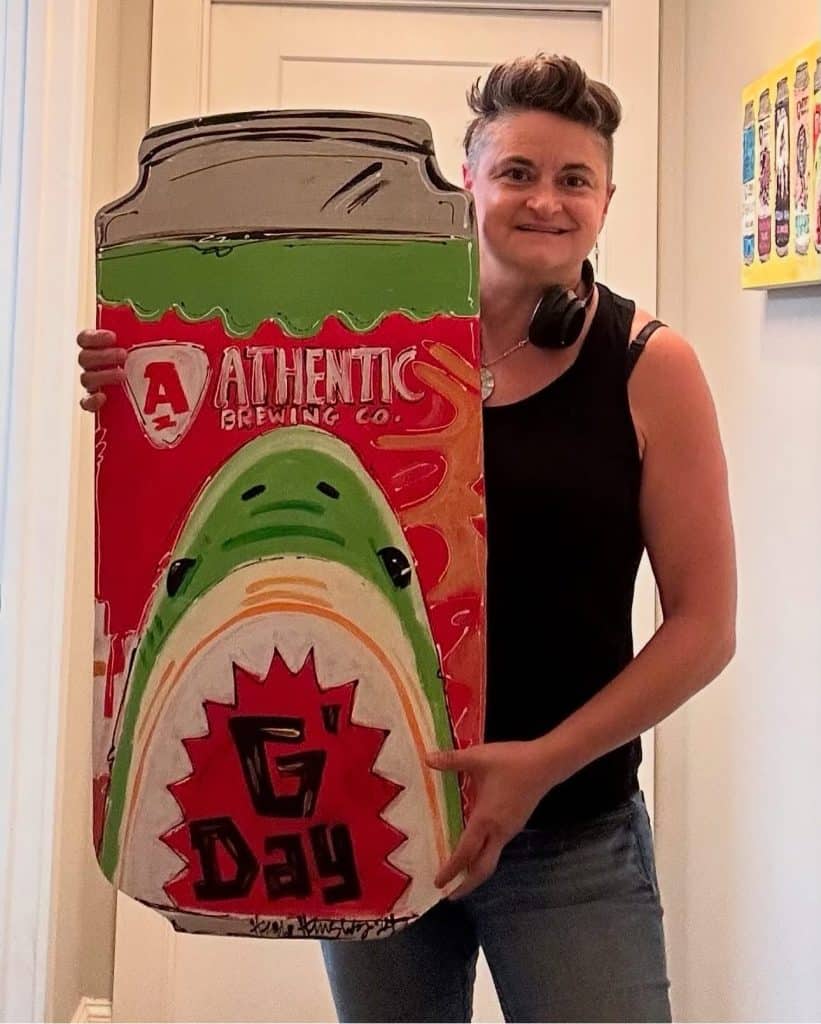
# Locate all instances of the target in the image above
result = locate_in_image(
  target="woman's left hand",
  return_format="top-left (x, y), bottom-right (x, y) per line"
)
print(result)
top-left (426, 740), bottom-right (559, 900)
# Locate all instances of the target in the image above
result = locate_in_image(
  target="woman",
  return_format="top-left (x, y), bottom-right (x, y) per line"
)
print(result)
top-left (78, 54), bottom-right (736, 1023)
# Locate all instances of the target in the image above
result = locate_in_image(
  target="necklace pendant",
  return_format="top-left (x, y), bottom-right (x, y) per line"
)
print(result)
top-left (480, 365), bottom-right (495, 402)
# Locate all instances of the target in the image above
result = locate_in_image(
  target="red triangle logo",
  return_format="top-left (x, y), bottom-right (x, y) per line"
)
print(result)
top-left (124, 343), bottom-right (210, 448)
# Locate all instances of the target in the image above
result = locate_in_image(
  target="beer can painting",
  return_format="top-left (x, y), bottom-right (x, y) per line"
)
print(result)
top-left (92, 111), bottom-right (485, 940)
top-left (814, 55), bottom-right (821, 254)
top-left (742, 100), bottom-right (756, 265)
top-left (774, 76), bottom-right (791, 257)
top-left (793, 61), bottom-right (811, 256)
top-left (742, 40), bottom-right (821, 288)
top-left (756, 89), bottom-right (772, 263)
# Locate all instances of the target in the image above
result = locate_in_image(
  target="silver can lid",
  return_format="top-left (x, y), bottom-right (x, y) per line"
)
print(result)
top-left (97, 110), bottom-right (474, 247)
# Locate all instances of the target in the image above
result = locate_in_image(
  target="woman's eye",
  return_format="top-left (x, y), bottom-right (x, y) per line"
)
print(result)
top-left (502, 167), bottom-right (530, 182)
top-left (564, 175), bottom-right (589, 189)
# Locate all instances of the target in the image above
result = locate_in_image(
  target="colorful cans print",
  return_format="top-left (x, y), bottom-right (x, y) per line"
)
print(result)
top-left (742, 40), bottom-right (821, 288)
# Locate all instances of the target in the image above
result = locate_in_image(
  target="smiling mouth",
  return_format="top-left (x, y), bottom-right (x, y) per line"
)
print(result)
top-left (517, 226), bottom-right (571, 234)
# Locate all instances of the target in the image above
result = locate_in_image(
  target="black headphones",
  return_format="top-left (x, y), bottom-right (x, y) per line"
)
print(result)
top-left (528, 258), bottom-right (596, 350)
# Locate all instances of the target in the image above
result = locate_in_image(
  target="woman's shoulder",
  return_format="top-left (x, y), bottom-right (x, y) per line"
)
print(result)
top-left (626, 306), bottom-right (714, 458)
top-left (628, 306), bottom-right (696, 364)
top-left (595, 284), bottom-right (702, 372)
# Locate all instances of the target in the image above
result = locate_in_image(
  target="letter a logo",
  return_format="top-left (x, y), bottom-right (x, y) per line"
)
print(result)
top-left (124, 343), bottom-right (210, 448)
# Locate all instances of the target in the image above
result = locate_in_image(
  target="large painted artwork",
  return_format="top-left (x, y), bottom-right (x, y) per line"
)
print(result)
top-left (741, 40), bottom-right (821, 288)
top-left (92, 112), bottom-right (485, 940)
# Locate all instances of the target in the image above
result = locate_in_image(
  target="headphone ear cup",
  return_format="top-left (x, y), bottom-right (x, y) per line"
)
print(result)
top-left (528, 288), bottom-right (588, 349)
top-left (528, 286), bottom-right (565, 349)
top-left (558, 298), bottom-right (587, 347)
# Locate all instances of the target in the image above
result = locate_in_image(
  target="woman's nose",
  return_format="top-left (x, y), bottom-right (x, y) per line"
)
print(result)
top-left (524, 188), bottom-right (562, 217)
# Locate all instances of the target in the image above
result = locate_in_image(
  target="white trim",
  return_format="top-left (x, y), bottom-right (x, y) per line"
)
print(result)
top-left (595, 3), bottom-right (612, 278)
top-left (0, 7), bottom-right (29, 966)
top-left (215, 0), bottom-right (603, 7)
top-left (215, 0), bottom-right (606, 7)
top-left (605, 0), bottom-right (660, 309)
top-left (0, 0), bottom-right (95, 1019)
top-left (0, 3), bottom-right (27, 572)
top-left (72, 997), bottom-right (113, 1024)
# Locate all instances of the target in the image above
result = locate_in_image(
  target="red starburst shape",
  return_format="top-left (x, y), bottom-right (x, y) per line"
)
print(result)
top-left (162, 649), bottom-right (410, 918)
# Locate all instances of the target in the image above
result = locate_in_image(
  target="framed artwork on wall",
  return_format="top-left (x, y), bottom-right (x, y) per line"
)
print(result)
top-left (741, 39), bottom-right (821, 289)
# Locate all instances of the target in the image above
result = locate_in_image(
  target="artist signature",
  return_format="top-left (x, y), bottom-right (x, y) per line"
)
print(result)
top-left (248, 913), bottom-right (413, 940)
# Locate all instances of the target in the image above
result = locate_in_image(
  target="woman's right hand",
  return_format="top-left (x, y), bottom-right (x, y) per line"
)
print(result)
top-left (77, 329), bottom-right (128, 412)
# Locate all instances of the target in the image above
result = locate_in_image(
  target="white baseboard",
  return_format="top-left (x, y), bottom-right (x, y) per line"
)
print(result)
top-left (71, 997), bottom-right (113, 1023)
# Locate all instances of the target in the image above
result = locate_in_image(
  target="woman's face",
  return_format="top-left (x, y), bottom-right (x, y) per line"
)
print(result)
top-left (463, 109), bottom-right (615, 289)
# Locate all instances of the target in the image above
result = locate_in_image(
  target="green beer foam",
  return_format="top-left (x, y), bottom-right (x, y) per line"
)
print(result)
top-left (98, 236), bottom-right (478, 338)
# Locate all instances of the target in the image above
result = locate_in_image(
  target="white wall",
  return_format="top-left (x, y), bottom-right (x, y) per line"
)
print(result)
top-left (656, 0), bottom-right (821, 1020)
top-left (46, 1), bottom-right (153, 1020)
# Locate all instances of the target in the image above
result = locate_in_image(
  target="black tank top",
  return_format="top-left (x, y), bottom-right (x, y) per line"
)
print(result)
top-left (482, 282), bottom-right (658, 828)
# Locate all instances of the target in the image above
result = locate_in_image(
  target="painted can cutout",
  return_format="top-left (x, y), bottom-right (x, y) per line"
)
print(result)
top-left (93, 111), bottom-right (485, 940)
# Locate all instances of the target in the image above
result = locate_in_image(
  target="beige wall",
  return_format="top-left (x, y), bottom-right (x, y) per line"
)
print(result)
top-left (46, 1), bottom-right (153, 1020)
top-left (656, 0), bottom-right (821, 1020)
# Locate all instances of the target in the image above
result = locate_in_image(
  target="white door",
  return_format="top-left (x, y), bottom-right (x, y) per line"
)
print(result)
top-left (112, 3), bottom-right (659, 1020)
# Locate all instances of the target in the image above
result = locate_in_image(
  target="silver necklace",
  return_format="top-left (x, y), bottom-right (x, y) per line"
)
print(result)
top-left (480, 270), bottom-right (595, 402)
top-left (479, 337), bottom-right (529, 401)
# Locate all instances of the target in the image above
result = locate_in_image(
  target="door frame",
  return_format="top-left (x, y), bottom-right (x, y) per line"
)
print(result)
top-left (0, 0), bottom-right (95, 1019)
top-left (116, 3), bottom-right (660, 1018)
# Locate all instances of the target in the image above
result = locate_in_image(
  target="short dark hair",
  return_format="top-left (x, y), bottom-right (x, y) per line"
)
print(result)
top-left (463, 54), bottom-right (622, 179)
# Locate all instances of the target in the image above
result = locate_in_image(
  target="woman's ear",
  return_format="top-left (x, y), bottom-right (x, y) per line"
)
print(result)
top-left (462, 162), bottom-right (473, 190)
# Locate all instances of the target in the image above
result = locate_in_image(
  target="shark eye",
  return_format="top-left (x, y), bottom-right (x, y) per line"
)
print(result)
top-left (167, 558), bottom-right (197, 597)
top-left (317, 481), bottom-right (340, 499)
top-left (377, 546), bottom-right (412, 589)
top-left (241, 485), bottom-right (266, 501)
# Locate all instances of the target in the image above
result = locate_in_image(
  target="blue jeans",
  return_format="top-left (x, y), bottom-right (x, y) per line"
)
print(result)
top-left (321, 791), bottom-right (671, 1022)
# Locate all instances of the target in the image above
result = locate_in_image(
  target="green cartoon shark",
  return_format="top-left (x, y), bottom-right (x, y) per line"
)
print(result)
top-left (101, 426), bottom-right (462, 916)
